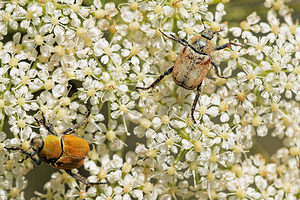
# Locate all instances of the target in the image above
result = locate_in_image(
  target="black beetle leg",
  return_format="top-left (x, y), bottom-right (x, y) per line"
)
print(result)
top-left (65, 169), bottom-right (103, 186)
top-left (136, 66), bottom-right (174, 90)
top-left (5, 147), bottom-right (41, 165)
top-left (17, 155), bottom-right (29, 163)
top-left (215, 42), bottom-right (243, 51)
top-left (159, 29), bottom-right (208, 56)
top-left (191, 83), bottom-right (202, 124)
top-left (160, 30), bottom-right (189, 46)
top-left (211, 61), bottom-right (225, 79)
top-left (61, 109), bottom-right (91, 135)
top-left (38, 111), bottom-right (58, 136)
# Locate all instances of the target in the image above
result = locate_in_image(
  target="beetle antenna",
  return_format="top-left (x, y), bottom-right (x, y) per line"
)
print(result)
top-left (201, 18), bottom-right (207, 29)
top-left (159, 29), bottom-right (208, 56)
top-left (65, 169), bottom-right (105, 186)
top-left (217, 28), bottom-right (224, 34)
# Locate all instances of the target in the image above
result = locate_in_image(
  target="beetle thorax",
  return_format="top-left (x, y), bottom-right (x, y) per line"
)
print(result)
top-left (194, 38), bottom-right (208, 53)
top-left (201, 29), bottom-right (215, 40)
top-left (30, 136), bottom-right (44, 152)
top-left (190, 36), bottom-right (214, 55)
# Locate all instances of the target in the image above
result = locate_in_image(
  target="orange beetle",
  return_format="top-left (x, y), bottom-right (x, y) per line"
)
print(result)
top-left (6, 110), bottom-right (101, 186)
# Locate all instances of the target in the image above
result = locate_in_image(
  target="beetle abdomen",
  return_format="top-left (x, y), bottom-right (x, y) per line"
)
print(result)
top-left (62, 135), bottom-right (90, 157)
top-left (54, 135), bottom-right (89, 169)
top-left (53, 152), bottom-right (86, 169)
top-left (173, 47), bottom-right (210, 90)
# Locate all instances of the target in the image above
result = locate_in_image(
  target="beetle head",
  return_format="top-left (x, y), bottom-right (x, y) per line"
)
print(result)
top-left (30, 136), bottom-right (44, 152)
top-left (201, 29), bottom-right (216, 40)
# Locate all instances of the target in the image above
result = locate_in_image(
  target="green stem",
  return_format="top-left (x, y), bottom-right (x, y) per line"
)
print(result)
top-left (107, 101), bottom-right (111, 122)
top-left (70, 91), bottom-right (80, 102)
top-left (92, 54), bottom-right (106, 71)
top-left (174, 148), bottom-right (186, 164)
top-left (195, 170), bottom-right (199, 184)
top-left (0, 110), bottom-right (5, 132)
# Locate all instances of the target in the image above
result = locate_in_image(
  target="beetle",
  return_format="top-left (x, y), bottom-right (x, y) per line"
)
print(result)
top-left (136, 27), bottom-right (242, 123)
top-left (5, 110), bottom-right (101, 186)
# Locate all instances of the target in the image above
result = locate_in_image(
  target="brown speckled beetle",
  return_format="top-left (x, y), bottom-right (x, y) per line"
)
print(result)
top-left (136, 27), bottom-right (242, 123)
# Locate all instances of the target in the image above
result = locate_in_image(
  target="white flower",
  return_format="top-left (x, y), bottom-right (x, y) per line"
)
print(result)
top-left (93, 38), bottom-right (121, 65)
top-left (41, 3), bottom-right (69, 35)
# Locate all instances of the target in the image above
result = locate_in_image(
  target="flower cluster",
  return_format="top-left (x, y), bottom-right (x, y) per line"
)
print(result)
top-left (0, 0), bottom-right (299, 199)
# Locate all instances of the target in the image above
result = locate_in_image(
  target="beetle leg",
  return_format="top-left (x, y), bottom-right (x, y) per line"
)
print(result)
top-left (215, 42), bottom-right (243, 51)
top-left (211, 61), bottom-right (225, 78)
top-left (65, 169), bottom-right (103, 186)
top-left (6, 147), bottom-right (31, 157)
top-left (61, 109), bottom-right (91, 135)
top-left (38, 111), bottom-right (58, 135)
top-left (5, 147), bottom-right (41, 165)
top-left (18, 155), bottom-right (42, 165)
top-left (159, 29), bottom-right (207, 56)
top-left (191, 83), bottom-right (202, 124)
top-left (136, 66), bottom-right (174, 90)
top-left (159, 29), bottom-right (189, 46)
